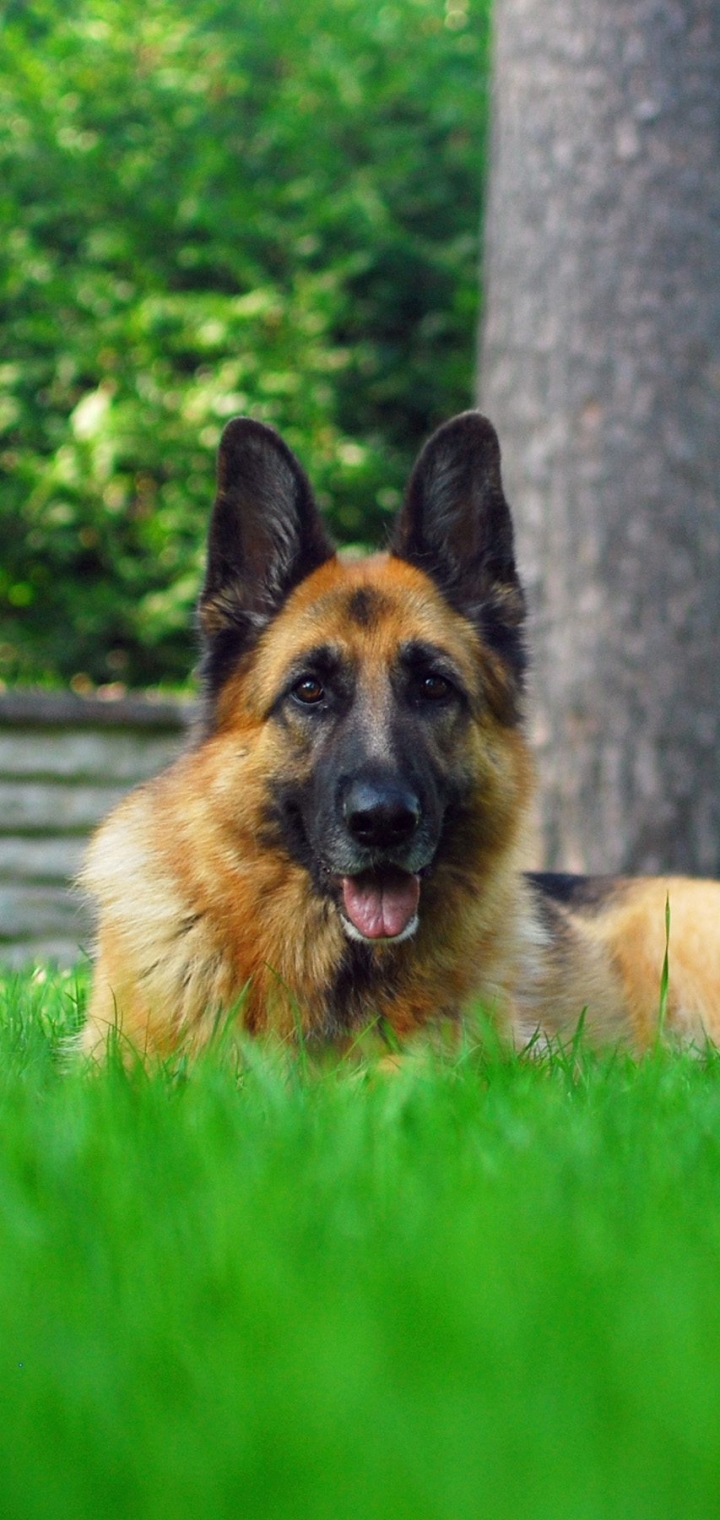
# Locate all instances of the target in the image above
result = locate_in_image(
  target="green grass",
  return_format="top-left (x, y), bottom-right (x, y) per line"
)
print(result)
top-left (2, 967), bottom-right (720, 1518)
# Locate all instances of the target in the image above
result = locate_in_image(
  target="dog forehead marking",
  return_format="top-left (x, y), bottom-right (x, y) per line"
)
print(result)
top-left (343, 585), bottom-right (391, 628)
top-left (290, 554), bottom-right (459, 641)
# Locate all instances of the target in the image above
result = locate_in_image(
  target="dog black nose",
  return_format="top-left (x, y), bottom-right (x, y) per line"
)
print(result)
top-left (343, 779), bottom-right (420, 849)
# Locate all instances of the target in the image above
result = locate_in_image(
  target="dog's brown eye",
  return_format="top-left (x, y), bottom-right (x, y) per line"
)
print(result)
top-left (418, 674), bottom-right (452, 701)
top-left (293, 676), bottom-right (325, 705)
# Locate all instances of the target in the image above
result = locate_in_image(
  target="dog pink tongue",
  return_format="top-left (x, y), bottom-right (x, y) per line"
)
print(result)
top-left (341, 869), bottom-right (420, 940)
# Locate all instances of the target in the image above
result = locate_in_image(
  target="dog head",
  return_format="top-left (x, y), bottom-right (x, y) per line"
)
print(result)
top-left (197, 413), bottom-right (526, 945)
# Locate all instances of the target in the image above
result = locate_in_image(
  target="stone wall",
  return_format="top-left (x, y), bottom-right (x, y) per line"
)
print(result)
top-left (0, 692), bottom-right (196, 967)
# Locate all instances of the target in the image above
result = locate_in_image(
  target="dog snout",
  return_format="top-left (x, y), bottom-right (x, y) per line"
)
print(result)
top-left (343, 778), bottom-right (421, 850)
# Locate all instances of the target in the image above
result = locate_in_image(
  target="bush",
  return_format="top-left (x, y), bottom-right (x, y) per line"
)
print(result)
top-left (0, 0), bottom-right (489, 686)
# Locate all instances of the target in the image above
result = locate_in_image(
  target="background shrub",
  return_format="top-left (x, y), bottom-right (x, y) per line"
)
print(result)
top-left (0, 0), bottom-right (488, 686)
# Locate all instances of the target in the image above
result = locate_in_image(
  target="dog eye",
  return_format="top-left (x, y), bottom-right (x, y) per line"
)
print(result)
top-left (415, 673), bottom-right (453, 702)
top-left (292, 676), bottom-right (325, 706)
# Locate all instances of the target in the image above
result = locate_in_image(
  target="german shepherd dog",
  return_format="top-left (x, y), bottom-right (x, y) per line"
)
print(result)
top-left (79, 413), bottom-right (720, 1059)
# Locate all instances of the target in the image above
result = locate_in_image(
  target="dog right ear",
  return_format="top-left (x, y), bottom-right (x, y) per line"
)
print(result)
top-left (198, 418), bottom-right (335, 671)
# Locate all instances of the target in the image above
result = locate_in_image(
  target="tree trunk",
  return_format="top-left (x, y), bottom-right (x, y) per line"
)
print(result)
top-left (479, 0), bottom-right (720, 875)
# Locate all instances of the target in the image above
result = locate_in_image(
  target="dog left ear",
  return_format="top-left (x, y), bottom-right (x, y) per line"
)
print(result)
top-left (390, 411), bottom-right (526, 688)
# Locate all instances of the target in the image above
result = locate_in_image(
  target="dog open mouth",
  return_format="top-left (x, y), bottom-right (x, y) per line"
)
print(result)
top-left (339, 867), bottom-right (421, 944)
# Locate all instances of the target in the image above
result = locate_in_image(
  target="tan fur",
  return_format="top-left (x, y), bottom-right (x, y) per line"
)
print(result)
top-left (80, 548), bottom-right (720, 1060)
top-left (79, 427), bottom-right (720, 1060)
top-left (80, 553), bottom-right (538, 1057)
top-left (508, 876), bottom-right (720, 1053)
top-left (570, 879), bottom-right (720, 1050)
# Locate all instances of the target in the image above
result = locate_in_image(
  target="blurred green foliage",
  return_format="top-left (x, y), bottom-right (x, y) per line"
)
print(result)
top-left (0, 0), bottom-right (489, 686)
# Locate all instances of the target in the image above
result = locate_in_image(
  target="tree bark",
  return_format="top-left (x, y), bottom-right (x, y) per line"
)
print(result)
top-left (479, 0), bottom-right (720, 875)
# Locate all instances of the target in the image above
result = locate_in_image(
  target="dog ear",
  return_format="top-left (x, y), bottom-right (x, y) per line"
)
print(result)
top-left (390, 411), bottom-right (526, 690)
top-left (198, 418), bottom-right (335, 662)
